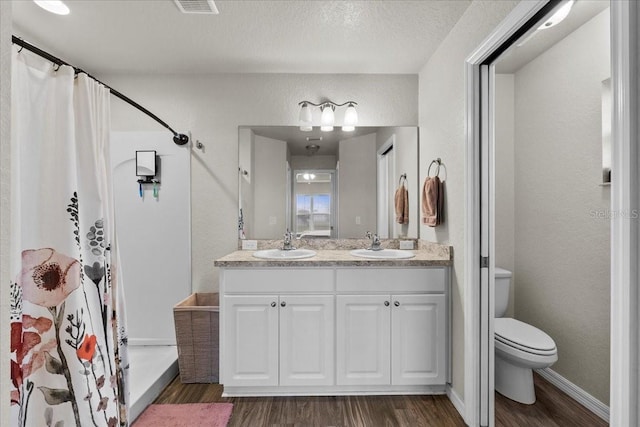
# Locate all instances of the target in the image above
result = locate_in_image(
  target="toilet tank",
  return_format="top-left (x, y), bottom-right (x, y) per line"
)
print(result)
top-left (495, 267), bottom-right (512, 318)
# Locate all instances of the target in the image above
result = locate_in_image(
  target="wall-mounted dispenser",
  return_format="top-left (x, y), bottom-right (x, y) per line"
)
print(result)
top-left (136, 150), bottom-right (160, 199)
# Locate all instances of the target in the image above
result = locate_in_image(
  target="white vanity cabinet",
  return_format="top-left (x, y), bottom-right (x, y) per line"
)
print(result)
top-left (223, 293), bottom-right (334, 388)
top-left (336, 293), bottom-right (446, 387)
top-left (220, 269), bottom-right (335, 390)
top-left (219, 265), bottom-right (449, 396)
top-left (336, 268), bottom-right (447, 388)
top-left (224, 295), bottom-right (279, 386)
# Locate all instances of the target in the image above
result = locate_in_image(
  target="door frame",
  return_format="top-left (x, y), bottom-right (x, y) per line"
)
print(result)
top-left (377, 135), bottom-right (395, 238)
top-left (464, 1), bottom-right (639, 426)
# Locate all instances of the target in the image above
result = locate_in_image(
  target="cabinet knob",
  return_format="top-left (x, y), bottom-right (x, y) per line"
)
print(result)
top-left (384, 301), bottom-right (390, 306)
top-left (394, 301), bottom-right (400, 307)
top-left (280, 301), bottom-right (286, 307)
top-left (271, 302), bottom-right (277, 307)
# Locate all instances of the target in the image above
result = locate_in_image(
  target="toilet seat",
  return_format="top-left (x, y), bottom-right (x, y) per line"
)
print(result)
top-left (495, 318), bottom-right (557, 356)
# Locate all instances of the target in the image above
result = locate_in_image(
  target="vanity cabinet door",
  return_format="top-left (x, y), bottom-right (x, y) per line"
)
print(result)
top-left (391, 294), bottom-right (446, 385)
top-left (279, 295), bottom-right (335, 386)
top-left (223, 295), bottom-right (279, 387)
top-left (336, 295), bottom-right (391, 385)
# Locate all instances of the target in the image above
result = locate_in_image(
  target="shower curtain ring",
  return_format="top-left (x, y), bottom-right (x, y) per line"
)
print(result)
top-left (17, 45), bottom-right (23, 53)
top-left (53, 63), bottom-right (60, 72)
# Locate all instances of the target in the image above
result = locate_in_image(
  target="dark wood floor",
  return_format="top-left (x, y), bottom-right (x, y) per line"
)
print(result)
top-left (154, 381), bottom-right (465, 426)
top-left (153, 373), bottom-right (607, 426)
top-left (495, 374), bottom-right (608, 427)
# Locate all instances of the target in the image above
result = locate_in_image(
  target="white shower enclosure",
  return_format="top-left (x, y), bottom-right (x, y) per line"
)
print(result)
top-left (111, 131), bottom-right (192, 345)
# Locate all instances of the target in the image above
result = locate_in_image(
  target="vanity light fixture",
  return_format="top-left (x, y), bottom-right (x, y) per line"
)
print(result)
top-left (298, 100), bottom-right (358, 132)
top-left (34, 0), bottom-right (70, 15)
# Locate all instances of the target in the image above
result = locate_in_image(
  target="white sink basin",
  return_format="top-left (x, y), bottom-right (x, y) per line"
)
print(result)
top-left (350, 249), bottom-right (416, 260)
top-left (253, 248), bottom-right (317, 260)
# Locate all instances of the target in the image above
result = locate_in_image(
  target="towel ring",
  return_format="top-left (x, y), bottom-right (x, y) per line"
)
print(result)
top-left (428, 158), bottom-right (442, 177)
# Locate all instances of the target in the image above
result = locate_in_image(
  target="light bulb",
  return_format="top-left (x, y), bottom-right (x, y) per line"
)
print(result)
top-left (538, 0), bottom-right (574, 30)
top-left (320, 104), bottom-right (335, 132)
top-left (298, 102), bottom-right (313, 132)
top-left (34, 0), bottom-right (70, 15)
top-left (342, 103), bottom-right (358, 132)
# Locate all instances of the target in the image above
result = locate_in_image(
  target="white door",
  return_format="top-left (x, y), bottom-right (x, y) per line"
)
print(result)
top-left (279, 295), bottom-right (335, 386)
top-left (223, 295), bottom-right (279, 386)
top-left (391, 294), bottom-right (446, 385)
top-left (336, 295), bottom-right (391, 385)
top-left (377, 138), bottom-right (395, 238)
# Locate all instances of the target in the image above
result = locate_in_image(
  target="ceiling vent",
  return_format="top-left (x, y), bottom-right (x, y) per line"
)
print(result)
top-left (173, 0), bottom-right (219, 14)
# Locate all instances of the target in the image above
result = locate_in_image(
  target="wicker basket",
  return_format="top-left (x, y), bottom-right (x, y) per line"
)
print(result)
top-left (173, 293), bottom-right (219, 383)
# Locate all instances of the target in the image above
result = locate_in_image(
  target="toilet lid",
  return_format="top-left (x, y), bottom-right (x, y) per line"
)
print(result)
top-left (495, 318), bottom-right (556, 353)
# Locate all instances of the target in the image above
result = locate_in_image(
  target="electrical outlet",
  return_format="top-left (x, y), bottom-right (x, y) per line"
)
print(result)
top-left (399, 240), bottom-right (414, 250)
top-left (355, 216), bottom-right (361, 225)
top-left (269, 216), bottom-right (277, 225)
top-left (241, 240), bottom-right (258, 250)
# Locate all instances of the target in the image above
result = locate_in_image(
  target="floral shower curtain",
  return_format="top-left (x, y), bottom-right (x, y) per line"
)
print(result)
top-left (10, 47), bottom-right (128, 426)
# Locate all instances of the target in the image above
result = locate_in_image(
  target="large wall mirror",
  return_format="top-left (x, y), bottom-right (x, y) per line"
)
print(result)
top-left (238, 126), bottom-right (419, 240)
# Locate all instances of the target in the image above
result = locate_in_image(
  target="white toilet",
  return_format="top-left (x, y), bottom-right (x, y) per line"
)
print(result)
top-left (494, 267), bottom-right (558, 404)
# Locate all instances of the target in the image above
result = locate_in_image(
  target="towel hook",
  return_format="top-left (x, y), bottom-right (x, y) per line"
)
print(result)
top-left (398, 173), bottom-right (407, 185)
top-left (428, 158), bottom-right (442, 177)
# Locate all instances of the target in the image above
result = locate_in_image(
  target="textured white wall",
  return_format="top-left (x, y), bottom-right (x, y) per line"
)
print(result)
top-left (101, 73), bottom-right (418, 291)
top-left (495, 74), bottom-right (515, 317)
top-left (513, 10), bottom-right (611, 404)
top-left (338, 132), bottom-right (377, 238)
top-left (1, 2), bottom-right (12, 425)
top-left (418, 0), bottom-right (520, 400)
top-left (290, 155), bottom-right (337, 170)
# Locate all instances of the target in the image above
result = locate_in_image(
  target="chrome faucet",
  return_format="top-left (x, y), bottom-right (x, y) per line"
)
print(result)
top-left (282, 229), bottom-right (296, 251)
top-left (365, 231), bottom-right (382, 251)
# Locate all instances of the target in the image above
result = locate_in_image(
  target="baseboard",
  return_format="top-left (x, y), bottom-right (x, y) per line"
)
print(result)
top-left (129, 338), bottom-right (176, 346)
top-left (446, 384), bottom-right (466, 421)
top-left (536, 368), bottom-right (609, 422)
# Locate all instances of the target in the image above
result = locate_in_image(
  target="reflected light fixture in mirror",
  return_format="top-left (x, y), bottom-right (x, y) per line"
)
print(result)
top-left (305, 144), bottom-right (320, 156)
top-left (34, 0), bottom-right (70, 15)
top-left (298, 100), bottom-right (358, 132)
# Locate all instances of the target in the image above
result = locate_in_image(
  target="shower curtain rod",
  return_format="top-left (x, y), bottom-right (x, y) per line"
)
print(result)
top-left (11, 36), bottom-right (189, 146)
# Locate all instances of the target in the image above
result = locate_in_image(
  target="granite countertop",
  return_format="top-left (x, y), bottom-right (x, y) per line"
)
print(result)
top-left (214, 242), bottom-right (452, 268)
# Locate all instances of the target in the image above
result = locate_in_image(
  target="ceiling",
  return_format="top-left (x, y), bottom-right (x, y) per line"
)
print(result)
top-left (12, 0), bottom-right (472, 75)
top-left (495, 0), bottom-right (609, 73)
top-left (247, 126), bottom-right (382, 156)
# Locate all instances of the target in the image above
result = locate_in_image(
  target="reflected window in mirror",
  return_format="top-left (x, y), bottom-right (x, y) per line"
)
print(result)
top-left (294, 171), bottom-right (335, 238)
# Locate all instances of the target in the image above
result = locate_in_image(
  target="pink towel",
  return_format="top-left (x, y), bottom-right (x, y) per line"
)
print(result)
top-left (422, 176), bottom-right (444, 227)
top-left (394, 185), bottom-right (409, 224)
